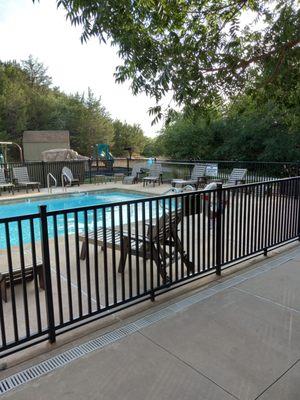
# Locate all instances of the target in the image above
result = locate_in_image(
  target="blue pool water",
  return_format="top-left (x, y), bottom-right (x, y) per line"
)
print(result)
top-left (0, 191), bottom-right (149, 249)
top-left (0, 191), bottom-right (146, 218)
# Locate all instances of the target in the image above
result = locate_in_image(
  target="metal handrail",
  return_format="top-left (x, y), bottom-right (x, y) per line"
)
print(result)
top-left (47, 173), bottom-right (57, 193)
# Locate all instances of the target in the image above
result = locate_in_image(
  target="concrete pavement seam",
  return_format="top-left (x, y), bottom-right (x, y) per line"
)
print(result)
top-left (254, 359), bottom-right (300, 399)
top-left (1, 246), bottom-right (299, 396)
top-left (137, 331), bottom-right (240, 400)
top-left (232, 287), bottom-right (300, 315)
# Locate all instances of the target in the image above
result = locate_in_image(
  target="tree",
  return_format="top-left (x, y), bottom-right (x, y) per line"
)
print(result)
top-left (0, 59), bottom-right (116, 157)
top-left (68, 90), bottom-right (114, 155)
top-left (0, 61), bottom-right (28, 140)
top-left (47, 0), bottom-right (299, 119)
top-left (112, 120), bottom-right (145, 156)
top-left (157, 83), bottom-right (300, 162)
top-left (155, 22), bottom-right (300, 163)
top-left (141, 136), bottom-right (161, 157)
top-left (21, 55), bottom-right (52, 87)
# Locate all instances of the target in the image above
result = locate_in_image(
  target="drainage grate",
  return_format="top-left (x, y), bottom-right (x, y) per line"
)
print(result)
top-left (0, 250), bottom-right (293, 396)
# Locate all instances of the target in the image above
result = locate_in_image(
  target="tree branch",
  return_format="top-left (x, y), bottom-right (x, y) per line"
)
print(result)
top-left (197, 38), bottom-right (300, 74)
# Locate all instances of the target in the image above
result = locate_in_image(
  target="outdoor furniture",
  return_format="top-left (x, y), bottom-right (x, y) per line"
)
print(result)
top-left (13, 167), bottom-right (40, 193)
top-left (0, 168), bottom-right (14, 195)
top-left (171, 164), bottom-right (207, 189)
top-left (114, 173), bottom-right (125, 182)
top-left (163, 185), bottom-right (196, 196)
top-left (142, 164), bottom-right (163, 187)
top-left (62, 166), bottom-right (80, 186)
top-left (223, 168), bottom-right (247, 186)
top-left (79, 210), bottom-right (193, 280)
top-left (94, 174), bottom-right (110, 184)
top-left (123, 164), bottom-right (143, 184)
top-left (0, 263), bottom-right (45, 303)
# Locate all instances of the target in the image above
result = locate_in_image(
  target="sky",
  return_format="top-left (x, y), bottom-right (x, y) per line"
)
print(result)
top-left (0, 0), bottom-right (164, 137)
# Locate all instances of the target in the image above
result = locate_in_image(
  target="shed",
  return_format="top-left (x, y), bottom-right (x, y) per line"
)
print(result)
top-left (23, 130), bottom-right (70, 161)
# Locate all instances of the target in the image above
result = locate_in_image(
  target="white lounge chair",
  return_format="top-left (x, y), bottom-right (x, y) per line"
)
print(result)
top-left (62, 166), bottom-right (80, 186)
top-left (13, 167), bottom-right (40, 193)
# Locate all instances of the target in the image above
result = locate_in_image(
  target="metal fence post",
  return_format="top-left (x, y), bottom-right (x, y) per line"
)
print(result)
top-left (41, 161), bottom-right (46, 188)
top-left (297, 177), bottom-right (300, 241)
top-left (215, 183), bottom-right (223, 276)
top-left (89, 158), bottom-right (92, 183)
top-left (39, 205), bottom-right (56, 343)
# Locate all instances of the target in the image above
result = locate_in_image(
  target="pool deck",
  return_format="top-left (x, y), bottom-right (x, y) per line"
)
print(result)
top-left (0, 181), bottom-right (171, 204)
top-left (1, 242), bottom-right (300, 399)
top-left (1, 181), bottom-right (300, 399)
top-left (0, 180), bottom-right (195, 364)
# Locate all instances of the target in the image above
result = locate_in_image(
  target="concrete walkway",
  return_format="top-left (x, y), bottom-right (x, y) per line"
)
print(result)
top-left (2, 245), bottom-right (300, 399)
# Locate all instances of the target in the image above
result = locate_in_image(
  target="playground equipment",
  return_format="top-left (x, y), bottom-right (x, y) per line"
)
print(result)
top-left (147, 157), bottom-right (155, 167)
top-left (0, 142), bottom-right (24, 164)
top-left (94, 144), bottom-right (114, 168)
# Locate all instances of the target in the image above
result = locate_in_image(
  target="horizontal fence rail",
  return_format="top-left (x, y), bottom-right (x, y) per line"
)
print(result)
top-left (0, 177), bottom-right (299, 356)
top-left (0, 160), bottom-right (89, 189)
top-left (157, 160), bottom-right (300, 184)
top-left (90, 158), bottom-right (300, 183)
top-left (1, 158), bottom-right (299, 190)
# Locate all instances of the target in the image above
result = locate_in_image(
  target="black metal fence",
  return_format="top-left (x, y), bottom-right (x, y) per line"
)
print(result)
top-left (1, 158), bottom-right (299, 189)
top-left (0, 160), bottom-right (89, 188)
top-left (92, 158), bottom-right (300, 182)
top-left (157, 160), bottom-right (300, 183)
top-left (0, 176), bottom-right (299, 357)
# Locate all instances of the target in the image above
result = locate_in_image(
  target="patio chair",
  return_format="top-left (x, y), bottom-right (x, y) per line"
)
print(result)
top-left (0, 263), bottom-right (45, 303)
top-left (142, 164), bottom-right (163, 187)
top-left (123, 163), bottom-right (142, 184)
top-left (62, 166), bottom-right (80, 186)
top-left (79, 210), bottom-right (193, 281)
top-left (223, 168), bottom-right (247, 186)
top-left (171, 164), bottom-right (207, 189)
top-left (13, 167), bottom-right (40, 193)
top-left (0, 168), bottom-right (14, 195)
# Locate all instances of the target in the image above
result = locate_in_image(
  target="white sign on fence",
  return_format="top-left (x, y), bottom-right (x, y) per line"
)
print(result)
top-left (205, 163), bottom-right (218, 177)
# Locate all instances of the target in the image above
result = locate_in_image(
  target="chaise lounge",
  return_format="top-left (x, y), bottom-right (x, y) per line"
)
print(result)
top-left (0, 263), bottom-right (45, 303)
top-left (223, 168), bottom-right (247, 186)
top-left (142, 164), bottom-right (163, 187)
top-left (13, 166), bottom-right (40, 193)
top-left (123, 163), bottom-right (144, 184)
top-left (0, 168), bottom-right (14, 195)
top-left (79, 210), bottom-right (193, 281)
top-left (171, 163), bottom-right (207, 189)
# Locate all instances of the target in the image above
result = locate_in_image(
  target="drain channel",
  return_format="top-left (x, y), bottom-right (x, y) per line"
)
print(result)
top-left (0, 251), bottom-right (293, 396)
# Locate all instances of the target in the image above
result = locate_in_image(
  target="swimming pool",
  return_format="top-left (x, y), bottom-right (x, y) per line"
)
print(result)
top-left (0, 190), bottom-right (149, 249)
top-left (0, 191), bottom-right (146, 218)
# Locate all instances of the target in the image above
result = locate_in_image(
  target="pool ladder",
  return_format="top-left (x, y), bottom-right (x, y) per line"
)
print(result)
top-left (47, 173), bottom-right (57, 193)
